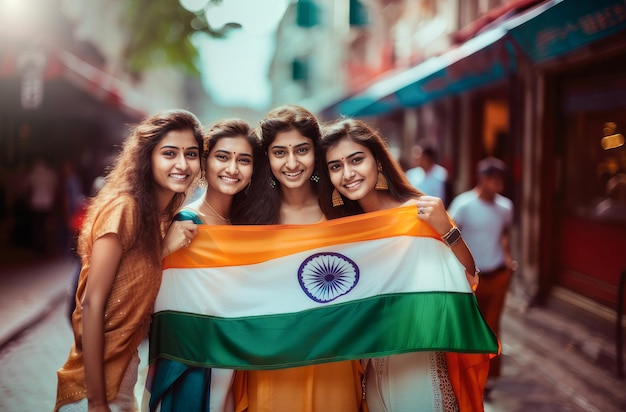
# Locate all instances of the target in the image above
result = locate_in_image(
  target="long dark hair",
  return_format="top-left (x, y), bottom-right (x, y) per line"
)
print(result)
top-left (231, 105), bottom-right (322, 224)
top-left (318, 118), bottom-right (422, 219)
top-left (204, 118), bottom-right (262, 212)
top-left (78, 109), bottom-right (204, 264)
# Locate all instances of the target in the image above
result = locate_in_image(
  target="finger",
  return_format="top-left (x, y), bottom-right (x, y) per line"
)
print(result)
top-left (182, 221), bottom-right (198, 230)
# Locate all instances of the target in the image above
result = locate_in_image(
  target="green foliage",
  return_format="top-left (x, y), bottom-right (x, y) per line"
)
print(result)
top-left (121, 0), bottom-right (224, 76)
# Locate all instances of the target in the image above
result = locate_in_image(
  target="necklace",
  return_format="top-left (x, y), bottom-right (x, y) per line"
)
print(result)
top-left (202, 197), bottom-right (230, 223)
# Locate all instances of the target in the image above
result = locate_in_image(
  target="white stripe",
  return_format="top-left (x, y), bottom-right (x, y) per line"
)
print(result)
top-left (154, 236), bottom-right (470, 318)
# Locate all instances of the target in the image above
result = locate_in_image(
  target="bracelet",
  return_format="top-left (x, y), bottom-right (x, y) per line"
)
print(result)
top-left (441, 226), bottom-right (462, 247)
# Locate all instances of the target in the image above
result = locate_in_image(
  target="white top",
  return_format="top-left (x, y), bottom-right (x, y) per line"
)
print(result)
top-left (406, 164), bottom-right (448, 202)
top-left (365, 352), bottom-right (457, 412)
top-left (448, 189), bottom-right (513, 272)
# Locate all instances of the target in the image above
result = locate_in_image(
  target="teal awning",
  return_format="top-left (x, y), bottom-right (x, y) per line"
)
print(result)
top-left (507, 0), bottom-right (626, 63)
top-left (338, 28), bottom-right (515, 117)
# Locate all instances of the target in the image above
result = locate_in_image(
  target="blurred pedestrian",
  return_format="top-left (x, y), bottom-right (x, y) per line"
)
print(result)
top-left (405, 143), bottom-right (449, 205)
top-left (54, 109), bottom-right (203, 412)
top-left (61, 160), bottom-right (86, 254)
top-left (9, 164), bottom-right (32, 249)
top-left (448, 156), bottom-right (515, 387)
top-left (26, 156), bottom-right (58, 254)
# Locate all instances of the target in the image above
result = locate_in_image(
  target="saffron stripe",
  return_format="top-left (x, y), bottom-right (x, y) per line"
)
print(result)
top-left (162, 205), bottom-right (440, 268)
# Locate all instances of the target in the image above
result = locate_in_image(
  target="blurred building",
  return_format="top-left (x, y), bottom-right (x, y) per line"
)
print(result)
top-left (0, 0), bottom-right (209, 258)
top-left (276, 0), bottom-right (626, 333)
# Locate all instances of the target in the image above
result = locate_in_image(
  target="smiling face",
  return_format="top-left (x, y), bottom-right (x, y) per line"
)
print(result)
top-left (151, 129), bottom-right (201, 203)
top-left (205, 135), bottom-right (254, 196)
top-left (325, 137), bottom-right (379, 202)
top-left (268, 128), bottom-right (315, 191)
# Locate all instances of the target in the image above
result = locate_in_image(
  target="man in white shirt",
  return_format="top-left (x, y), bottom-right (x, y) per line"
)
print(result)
top-left (448, 157), bottom-right (514, 384)
top-left (405, 144), bottom-right (448, 204)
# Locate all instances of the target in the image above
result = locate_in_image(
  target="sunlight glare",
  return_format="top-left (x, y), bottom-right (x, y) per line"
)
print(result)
top-left (205, 0), bottom-right (289, 35)
top-left (179, 0), bottom-right (209, 13)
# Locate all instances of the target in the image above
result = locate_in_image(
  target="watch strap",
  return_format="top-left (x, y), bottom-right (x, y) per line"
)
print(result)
top-left (442, 227), bottom-right (462, 247)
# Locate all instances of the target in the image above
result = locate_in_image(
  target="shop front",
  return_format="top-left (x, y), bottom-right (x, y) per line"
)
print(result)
top-left (505, 0), bottom-right (626, 309)
top-left (545, 52), bottom-right (626, 309)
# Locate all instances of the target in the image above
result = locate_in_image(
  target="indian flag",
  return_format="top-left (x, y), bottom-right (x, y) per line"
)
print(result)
top-left (149, 205), bottom-right (498, 370)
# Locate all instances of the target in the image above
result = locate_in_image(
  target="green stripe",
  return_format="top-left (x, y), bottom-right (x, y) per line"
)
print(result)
top-left (149, 292), bottom-right (497, 370)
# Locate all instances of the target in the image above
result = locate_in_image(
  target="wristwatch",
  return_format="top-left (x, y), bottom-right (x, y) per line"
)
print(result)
top-left (441, 226), bottom-right (462, 247)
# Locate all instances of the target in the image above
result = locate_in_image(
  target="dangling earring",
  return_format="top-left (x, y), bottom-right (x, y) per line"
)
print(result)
top-left (198, 175), bottom-right (208, 189)
top-left (375, 164), bottom-right (389, 191)
top-left (245, 180), bottom-right (252, 194)
top-left (310, 172), bottom-right (320, 183)
top-left (269, 177), bottom-right (277, 189)
top-left (332, 189), bottom-right (344, 207)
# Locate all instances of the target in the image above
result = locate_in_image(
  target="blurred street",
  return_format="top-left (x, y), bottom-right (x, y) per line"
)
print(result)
top-left (0, 253), bottom-right (624, 411)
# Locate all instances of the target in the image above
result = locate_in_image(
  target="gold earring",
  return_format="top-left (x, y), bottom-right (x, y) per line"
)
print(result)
top-left (198, 176), bottom-right (208, 189)
top-left (375, 165), bottom-right (388, 190)
top-left (332, 188), bottom-right (344, 207)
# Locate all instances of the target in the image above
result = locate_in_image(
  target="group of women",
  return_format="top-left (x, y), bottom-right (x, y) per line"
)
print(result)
top-left (55, 105), bottom-right (487, 412)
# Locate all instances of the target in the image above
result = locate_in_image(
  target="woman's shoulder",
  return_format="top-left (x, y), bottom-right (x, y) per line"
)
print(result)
top-left (95, 192), bottom-right (138, 219)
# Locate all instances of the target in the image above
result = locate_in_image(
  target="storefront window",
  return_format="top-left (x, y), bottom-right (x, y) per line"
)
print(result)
top-left (561, 94), bottom-right (626, 223)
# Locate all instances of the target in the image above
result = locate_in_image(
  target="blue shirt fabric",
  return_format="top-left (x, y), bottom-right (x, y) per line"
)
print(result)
top-left (174, 209), bottom-right (203, 224)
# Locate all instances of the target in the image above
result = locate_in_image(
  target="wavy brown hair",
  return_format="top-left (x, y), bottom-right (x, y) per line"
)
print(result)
top-left (78, 109), bottom-right (204, 265)
top-left (318, 118), bottom-right (422, 219)
top-left (231, 105), bottom-right (322, 224)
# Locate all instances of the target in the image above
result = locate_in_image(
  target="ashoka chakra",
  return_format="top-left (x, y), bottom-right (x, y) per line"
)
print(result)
top-left (298, 252), bottom-right (359, 303)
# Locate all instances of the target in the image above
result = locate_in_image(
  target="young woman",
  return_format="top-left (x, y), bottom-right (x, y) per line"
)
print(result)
top-left (231, 105), bottom-right (365, 412)
top-left (318, 118), bottom-right (485, 412)
top-left (146, 118), bottom-right (261, 412)
top-left (55, 109), bottom-right (204, 412)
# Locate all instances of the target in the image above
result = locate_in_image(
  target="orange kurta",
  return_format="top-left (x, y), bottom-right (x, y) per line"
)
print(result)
top-left (55, 194), bottom-right (162, 411)
top-left (234, 361), bottom-right (366, 412)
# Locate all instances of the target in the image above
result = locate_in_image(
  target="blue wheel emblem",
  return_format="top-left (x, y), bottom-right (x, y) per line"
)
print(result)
top-left (298, 252), bottom-right (359, 303)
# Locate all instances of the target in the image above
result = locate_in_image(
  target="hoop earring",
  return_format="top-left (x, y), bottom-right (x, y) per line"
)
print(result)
top-left (197, 176), bottom-right (208, 189)
top-left (332, 189), bottom-right (344, 207)
top-left (375, 165), bottom-right (389, 191)
top-left (310, 172), bottom-right (320, 183)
